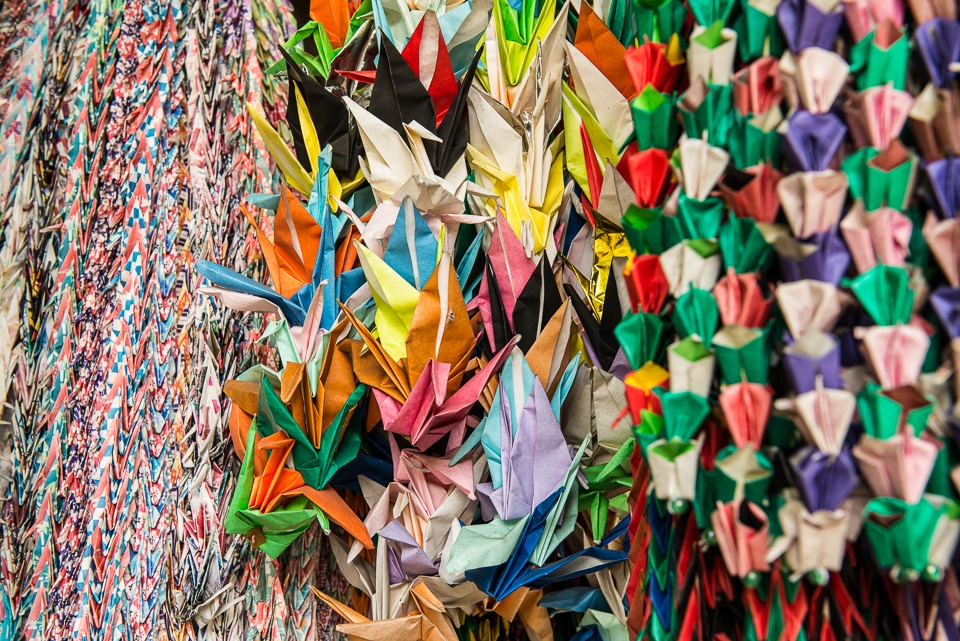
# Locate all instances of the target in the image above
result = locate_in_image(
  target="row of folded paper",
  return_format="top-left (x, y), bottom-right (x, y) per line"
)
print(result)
top-left (195, 0), bottom-right (960, 636)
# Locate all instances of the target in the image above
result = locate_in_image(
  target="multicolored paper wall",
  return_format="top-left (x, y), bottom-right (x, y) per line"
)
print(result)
top-left (1, 0), bottom-right (960, 638)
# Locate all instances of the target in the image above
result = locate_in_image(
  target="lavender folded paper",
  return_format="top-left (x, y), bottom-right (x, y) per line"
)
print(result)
top-left (471, 349), bottom-right (576, 521)
top-left (842, 0), bottom-right (904, 42)
top-left (853, 434), bottom-right (941, 504)
top-left (781, 111), bottom-right (847, 172)
top-left (791, 446), bottom-right (859, 511)
top-left (927, 157), bottom-right (960, 219)
top-left (777, 0), bottom-right (844, 52)
top-left (379, 520), bottom-right (440, 583)
top-left (916, 18), bottom-right (960, 88)
top-left (932, 286), bottom-right (960, 339)
top-left (782, 329), bottom-right (844, 393)
top-left (776, 227), bottom-right (851, 285)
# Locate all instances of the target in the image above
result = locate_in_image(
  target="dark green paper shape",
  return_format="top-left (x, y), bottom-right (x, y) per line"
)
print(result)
top-left (615, 312), bottom-right (668, 369)
top-left (712, 444), bottom-right (774, 506)
top-left (842, 146), bottom-right (916, 212)
top-left (677, 192), bottom-right (725, 240)
top-left (659, 390), bottom-right (711, 441)
top-left (851, 264), bottom-right (913, 326)
top-left (257, 379), bottom-right (368, 490)
top-left (679, 82), bottom-right (733, 148)
top-left (713, 324), bottom-right (771, 384)
top-left (638, 209), bottom-right (685, 254)
top-left (849, 27), bottom-right (909, 90)
top-left (857, 382), bottom-right (935, 440)
top-left (579, 439), bottom-right (635, 542)
top-left (673, 287), bottom-right (720, 346)
top-left (719, 216), bottom-right (773, 273)
top-left (631, 87), bottom-right (680, 151)
top-left (622, 206), bottom-right (663, 253)
top-left (635, 409), bottom-right (666, 456)
top-left (728, 111), bottom-right (783, 169)
top-left (862, 497), bottom-right (958, 573)
top-left (225, 421), bottom-right (329, 559)
top-left (732, 0), bottom-right (785, 62)
top-left (634, 0), bottom-right (687, 42)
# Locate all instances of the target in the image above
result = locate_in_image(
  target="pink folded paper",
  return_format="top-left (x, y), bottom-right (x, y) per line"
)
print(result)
top-left (853, 434), bottom-right (940, 504)
top-left (391, 440), bottom-right (478, 503)
top-left (842, 0), bottom-right (904, 42)
top-left (778, 170), bottom-right (849, 238)
top-left (844, 85), bottom-right (914, 150)
top-left (776, 280), bottom-right (842, 339)
top-left (720, 382), bottom-right (773, 449)
top-left (924, 214), bottom-right (960, 287)
top-left (374, 338), bottom-right (517, 452)
top-left (856, 323), bottom-right (930, 389)
top-left (733, 57), bottom-right (782, 116)
top-left (712, 500), bottom-right (771, 577)
top-left (791, 383), bottom-right (857, 455)
top-left (840, 202), bottom-right (912, 273)
top-left (713, 269), bottom-right (776, 328)
top-left (721, 164), bottom-right (783, 224)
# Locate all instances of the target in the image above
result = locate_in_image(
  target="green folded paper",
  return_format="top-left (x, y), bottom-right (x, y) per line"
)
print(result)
top-left (928, 436), bottom-right (960, 501)
top-left (679, 81), bottom-right (734, 148)
top-left (622, 205), bottom-right (662, 252)
top-left (257, 378), bottom-right (368, 490)
top-left (677, 192), bottom-right (725, 240)
top-left (842, 146), bottom-right (917, 212)
top-left (732, 0), bottom-right (785, 62)
top-left (713, 324), bottom-right (772, 384)
top-left (579, 440), bottom-right (634, 542)
top-left (673, 287), bottom-right (720, 346)
top-left (713, 445), bottom-right (774, 506)
top-left (857, 382), bottom-right (935, 440)
top-left (634, 0), bottom-right (687, 43)
top-left (728, 109), bottom-right (783, 169)
top-left (849, 26), bottom-right (909, 91)
top-left (695, 445), bottom-right (773, 525)
top-left (719, 217), bottom-right (774, 273)
top-left (615, 311), bottom-right (669, 369)
top-left (905, 207), bottom-right (932, 268)
top-left (659, 390), bottom-right (711, 441)
top-left (629, 208), bottom-right (684, 254)
top-left (851, 264), bottom-right (913, 326)
top-left (603, 0), bottom-right (639, 45)
top-left (635, 409), bottom-right (666, 454)
top-left (226, 422), bottom-right (330, 558)
top-left (687, 0), bottom-right (736, 32)
top-left (266, 20), bottom-right (339, 79)
top-left (631, 87), bottom-right (680, 151)
top-left (862, 497), bottom-right (960, 576)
